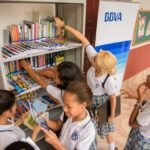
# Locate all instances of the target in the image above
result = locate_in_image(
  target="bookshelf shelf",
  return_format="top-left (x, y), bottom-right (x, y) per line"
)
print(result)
top-left (0, 0), bottom-right (85, 3)
top-left (2, 41), bottom-right (82, 63)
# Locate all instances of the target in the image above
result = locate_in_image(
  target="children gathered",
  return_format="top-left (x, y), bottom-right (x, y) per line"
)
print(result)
top-left (0, 16), bottom-right (150, 150)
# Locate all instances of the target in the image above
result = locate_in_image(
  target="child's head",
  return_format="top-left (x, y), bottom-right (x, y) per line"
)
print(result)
top-left (146, 74), bottom-right (150, 89)
top-left (57, 61), bottom-right (83, 89)
top-left (92, 50), bottom-right (117, 76)
top-left (5, 141), bottom-right (34, 150)
top-left (63, 81), bottom-right (93, 120)
top-left (0, 90), bottom-right (16, 118)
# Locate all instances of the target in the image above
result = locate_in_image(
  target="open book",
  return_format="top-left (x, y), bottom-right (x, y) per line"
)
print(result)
top-left (23, 99), bottom-right (49, 130)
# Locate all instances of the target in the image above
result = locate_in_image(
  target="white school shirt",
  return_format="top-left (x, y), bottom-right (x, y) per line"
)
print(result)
top-left (0, 123), bottom-right (26, 150)
top-left (136, 101), bottom-right (150, 138)
top-left (46, 84), bottom-right (64, 105)
top-left (86, 45), bottom-right (117, 96)
top-left (59, 110), bottom-right (96, 150)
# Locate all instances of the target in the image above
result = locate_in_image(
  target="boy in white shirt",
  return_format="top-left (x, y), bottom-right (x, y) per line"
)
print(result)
top-left (0, 90), bottom-right (26, 150)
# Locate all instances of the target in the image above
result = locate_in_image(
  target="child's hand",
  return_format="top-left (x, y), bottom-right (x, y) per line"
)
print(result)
top-left (137, 83), bottom-right (148, 102)
top-left (42, 128), bottom-right (59, 146)
top-left (53, 17), bottom-right (64, 28)
top-left (20, 60), bottom-right (32, 70)
top-left (108, 116), bottom-right (115, 123)
top-left (120, 89), bottom-right (138, 99)
top-left (32, 124), bottom-right (41, 141)
top-left (15, 112), bottom-right (28, 126)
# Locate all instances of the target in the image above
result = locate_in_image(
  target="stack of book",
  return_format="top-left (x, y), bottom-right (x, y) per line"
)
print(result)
top-left (7, 71), bottom-right (37, 93)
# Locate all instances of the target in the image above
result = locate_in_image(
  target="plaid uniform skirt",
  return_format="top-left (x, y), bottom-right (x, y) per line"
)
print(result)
top-left (124, 128), bottom-right (150, 150)
top-left (90, 94), bottom-right (115, 138)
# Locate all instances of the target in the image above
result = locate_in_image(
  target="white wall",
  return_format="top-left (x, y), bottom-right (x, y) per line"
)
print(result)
top-left (132, 0), bottom-right (150, 9)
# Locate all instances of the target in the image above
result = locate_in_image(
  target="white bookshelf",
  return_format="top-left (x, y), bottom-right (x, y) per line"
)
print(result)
top-left (0, 0), bottom-right (86, 90)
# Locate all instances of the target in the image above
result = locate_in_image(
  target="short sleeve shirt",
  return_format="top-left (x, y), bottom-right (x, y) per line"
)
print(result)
top-left (59, 110), bottom-right (96, 150)
top-left (0, 123), bottom-right (26, 149)
top-left (86, 45), bottom-right (117, 96)
top-left (136, 101), bottom-right (150, 138)
top-left (46, 84), bottom-right (64, 105)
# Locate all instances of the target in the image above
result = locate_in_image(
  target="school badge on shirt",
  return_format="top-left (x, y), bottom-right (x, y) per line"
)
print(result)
top-left (71, 131), bottom-right (79, 141)
top-left (95, 83), bottom-right (100, 88)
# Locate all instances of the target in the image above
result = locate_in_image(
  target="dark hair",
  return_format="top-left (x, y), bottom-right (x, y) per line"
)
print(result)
top-left (65, 81), bottom-right (93, 107)
top-left (5, 141), bottom-right (34, 150)
top-left (57, 61), bottom-right (83, 90)
top-left (0, 90), bottom-right (15, 115)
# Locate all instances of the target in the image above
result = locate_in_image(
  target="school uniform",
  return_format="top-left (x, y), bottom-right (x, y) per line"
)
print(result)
top-left (0, 123), bottom-right (26, 150)
top-left (59, 110), bottom-right (96, 150)
top-left (47, 84), bottom-right (64, 105)
top-left (125, 101), bottom-right (150, 150)
top-left (86, 45), bottom-right (117, 138)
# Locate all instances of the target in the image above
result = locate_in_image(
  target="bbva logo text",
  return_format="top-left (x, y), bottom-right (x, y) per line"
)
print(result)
top-left (104, 12), bottom-right (122, 22)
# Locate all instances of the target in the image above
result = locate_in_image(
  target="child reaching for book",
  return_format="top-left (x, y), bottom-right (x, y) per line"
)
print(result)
top-left (0, 89), bottom-right (26, 149)
top-left (41, 81), bottom-right (96, 150)
top-left (20, 60), bottom-right (82, 106)
top-left (53, 17), bottom-right (118, 150)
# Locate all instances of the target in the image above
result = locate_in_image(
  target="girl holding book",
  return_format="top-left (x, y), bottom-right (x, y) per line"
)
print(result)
top-left (41, 81), bottom-right (96, 150)
top-left (53, 17), bottom-right (118, 150)
top-left (20, 60), bottom-right (83, 140)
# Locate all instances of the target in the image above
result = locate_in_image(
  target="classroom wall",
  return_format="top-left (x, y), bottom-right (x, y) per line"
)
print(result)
top-left (123, 44), bottom-right (150, 80)
top-left (123, 0), bottom-right (150, 80)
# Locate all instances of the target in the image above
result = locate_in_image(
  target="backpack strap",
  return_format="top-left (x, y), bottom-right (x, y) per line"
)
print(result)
top-left (102, 74), bottom-right (110, 88)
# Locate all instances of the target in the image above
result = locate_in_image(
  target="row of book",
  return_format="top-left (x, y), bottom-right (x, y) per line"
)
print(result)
top-left (7, 69), bottom-right (57, 94)
top-left (7, 16), bottom-right (56, 42)
top-left (2, 37), bottom-right (66, 59)
top-left (4, 51), bottom-right (64, 74)
top-left (7, 71), bottom-right (38, 93)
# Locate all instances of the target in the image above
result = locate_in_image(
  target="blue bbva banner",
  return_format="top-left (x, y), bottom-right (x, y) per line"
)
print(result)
top-left (95, 1), bottom-right (139, 94)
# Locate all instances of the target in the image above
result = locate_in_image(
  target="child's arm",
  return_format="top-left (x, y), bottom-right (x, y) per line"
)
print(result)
top-left (121, 89), bottom-right (138, 99)
top-left (35, 68), bottom-right (56, 79)
top-left (42, 128), bottom-right (66, 150)
top-left (54, 17), bottom-right (97, 62)
top-left (20, 60), bottom-right (48, 89)
top-left (54, 17), bottom-right (90, 48)
top-left (129, 83), bottom-right (147, 128)
top-left (108, 94), bottom-right (116, 122)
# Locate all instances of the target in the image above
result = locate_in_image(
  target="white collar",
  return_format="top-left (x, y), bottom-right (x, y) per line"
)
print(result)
top-left (69, 110), bottom-right (91, 128)
top-left (0, 123), bottom-right (15, 131)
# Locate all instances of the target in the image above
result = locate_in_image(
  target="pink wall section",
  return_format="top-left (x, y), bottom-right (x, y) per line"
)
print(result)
top-left (123, 44), bottom-right (150, 81)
